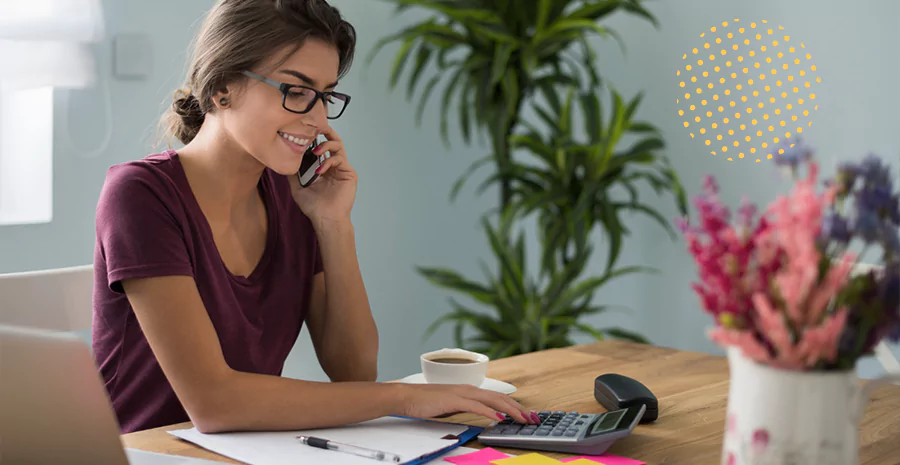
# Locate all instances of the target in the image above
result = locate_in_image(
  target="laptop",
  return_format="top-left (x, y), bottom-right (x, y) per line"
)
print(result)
top-left (0, 324), bottom-right (226, 464)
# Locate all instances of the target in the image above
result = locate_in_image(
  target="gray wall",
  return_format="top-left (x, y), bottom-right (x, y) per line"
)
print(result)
top-left (1, 0), bottom-right (897, 383)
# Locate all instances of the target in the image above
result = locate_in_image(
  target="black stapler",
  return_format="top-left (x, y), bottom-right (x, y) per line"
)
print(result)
top-left (593, 373), bottom-right (658, 423)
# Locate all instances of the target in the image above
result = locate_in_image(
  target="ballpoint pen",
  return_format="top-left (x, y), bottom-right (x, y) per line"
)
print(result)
top-left (296, 435), bottom-right (402, 463)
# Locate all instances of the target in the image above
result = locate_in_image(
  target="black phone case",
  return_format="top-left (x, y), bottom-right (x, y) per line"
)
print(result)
top-left (297, 139), bottom-right (320, 188)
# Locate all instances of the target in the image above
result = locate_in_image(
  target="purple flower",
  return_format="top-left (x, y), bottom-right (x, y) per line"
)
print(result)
top-left (858, 153), bottom-right (893, 188)
top-left (835, 162), bottom-right (860, 196)
top-left (889, 321), bottom-right (900, 343)
top-left (881, 271), bottom-right (900, 314)
top-left (889, 195), bottom-right (900, 225)
top-left (854, 210), bottom-right (882, 243)
top-left (855, 186), bottom-right (893, 214)
top-left (821, 210), bottom-right (851, 244)
top-left (881, 224), bottom-right (900, 255)
top-left (773, 137), bottom-right (812, 169)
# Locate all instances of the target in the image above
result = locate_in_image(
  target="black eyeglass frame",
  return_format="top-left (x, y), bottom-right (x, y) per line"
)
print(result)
top-left (241, 70), bottom-right (351, 119)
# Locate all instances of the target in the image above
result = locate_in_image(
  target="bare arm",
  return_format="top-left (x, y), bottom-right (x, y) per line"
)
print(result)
top-left (122, 276), bottom-right (397, 433)
top-left (305, 219), bottom-right (378, 382)
top-left (123, 276), bottom-right (536, 434)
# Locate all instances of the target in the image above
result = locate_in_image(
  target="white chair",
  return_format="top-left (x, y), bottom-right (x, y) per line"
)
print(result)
top-left (0, 264), bottom-right (93, 332)
top-left (851, 263), bottom-right (900, 376)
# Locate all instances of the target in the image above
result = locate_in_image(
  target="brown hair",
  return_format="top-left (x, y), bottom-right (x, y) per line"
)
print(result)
top-left (160, 0), bottom-right (356, 146)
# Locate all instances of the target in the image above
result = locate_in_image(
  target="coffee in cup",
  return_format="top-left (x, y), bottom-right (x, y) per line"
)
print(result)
top-left (420, 348), bottom-right (489, 386)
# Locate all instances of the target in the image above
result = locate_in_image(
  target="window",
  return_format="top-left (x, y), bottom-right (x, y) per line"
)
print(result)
top-left (0, 86), bottom-right (54, 225)
top-left (0, 0), bottom-right (104, 225)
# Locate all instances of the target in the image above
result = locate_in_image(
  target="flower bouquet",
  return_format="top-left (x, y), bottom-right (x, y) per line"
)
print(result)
top-left (677, 139), bottom-right (900, 465)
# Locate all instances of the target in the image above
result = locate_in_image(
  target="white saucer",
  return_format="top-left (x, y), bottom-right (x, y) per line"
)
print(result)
top-left (396, 373), bottom-right (517, 394)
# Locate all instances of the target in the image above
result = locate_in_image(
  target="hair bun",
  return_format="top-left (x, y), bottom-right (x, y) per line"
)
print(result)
top-left (173, 89), bottom-right (203, 118)
top-left (168, 88), bottom-right (205, 145)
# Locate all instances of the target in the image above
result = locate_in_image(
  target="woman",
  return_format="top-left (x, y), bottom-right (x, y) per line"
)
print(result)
top-left (91, 0), bottom-right (539, 434)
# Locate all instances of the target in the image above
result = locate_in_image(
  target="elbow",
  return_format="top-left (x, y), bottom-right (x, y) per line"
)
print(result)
top-left (180, 371), bottom-right (242, 434)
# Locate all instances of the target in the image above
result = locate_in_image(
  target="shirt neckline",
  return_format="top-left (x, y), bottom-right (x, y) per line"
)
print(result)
top-left (165, 149), bottom-right (278, 285)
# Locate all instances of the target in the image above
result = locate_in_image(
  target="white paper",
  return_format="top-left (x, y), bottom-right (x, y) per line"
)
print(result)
top-left (168, 417), bottom-right (469, 465)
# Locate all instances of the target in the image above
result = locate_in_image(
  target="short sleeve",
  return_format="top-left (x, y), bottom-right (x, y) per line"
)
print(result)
top-left (96, 163), bottom-right (194, 293)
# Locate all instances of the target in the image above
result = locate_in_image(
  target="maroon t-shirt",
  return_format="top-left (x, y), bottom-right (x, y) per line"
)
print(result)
top-left (91, 150), bottom-right (323, 434)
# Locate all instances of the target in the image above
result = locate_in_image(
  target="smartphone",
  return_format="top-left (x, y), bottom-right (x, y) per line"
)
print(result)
top-left (297, 138), bottom-right (321, 188)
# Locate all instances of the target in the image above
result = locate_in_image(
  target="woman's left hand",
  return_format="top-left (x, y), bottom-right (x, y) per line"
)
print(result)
top-left (290, 126), bottom-right (357, 225)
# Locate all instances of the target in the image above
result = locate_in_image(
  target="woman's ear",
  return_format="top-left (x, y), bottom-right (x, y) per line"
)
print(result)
top-left (213, 86), bottom-right (231, 110)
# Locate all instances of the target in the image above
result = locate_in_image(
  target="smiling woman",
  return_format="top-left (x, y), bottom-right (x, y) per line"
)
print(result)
top-left (91, 0), bottom-right (537, 436)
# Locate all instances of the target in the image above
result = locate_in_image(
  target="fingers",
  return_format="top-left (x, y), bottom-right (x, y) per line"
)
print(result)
top-left (456, 398), bottom-right (511, 424)
top-left (456, 386), bottom-right (535, 424)
top-left (312, 140), bottom-right (343, 158)
top-left (314, 154), bottom-right (354, 178)
top-left (477, 392), bottom-right (534, 424)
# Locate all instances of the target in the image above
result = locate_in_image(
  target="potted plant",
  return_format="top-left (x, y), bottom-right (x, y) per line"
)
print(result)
top-left (678, 139), bottom-right (900, 465)
top-left (370, 0), bottom-right (687, 358)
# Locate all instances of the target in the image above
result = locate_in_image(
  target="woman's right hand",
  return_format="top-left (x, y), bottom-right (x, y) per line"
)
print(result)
top-left (395, 383), bottom-right (540, 424)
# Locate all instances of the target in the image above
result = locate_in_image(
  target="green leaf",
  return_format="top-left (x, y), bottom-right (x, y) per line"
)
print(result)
top-left (389, 38), bottom-right (417, 89)
top-left (490, 44), bottom-right (516, 86)
top-left (598, 202), bottom-right (624, 274)
top-left (536, 0), bottom-right (553, 33)
top-left (579, 90), bottom-right (602, 142)
top-left (574, 323), bottom-right (607, 341)
top-left (568, 0), bottom-right (622, 21)
top-left (622, 1), bottom-right (659, 28)
top-left (439, 68), bottom-right (465, 146)
top-left (406, 45), bottom-right (434, 100)
top-left (542, 19), bottom-right (612, 41)
top-left (603, 327), bottom-right (650, 344)
top-left (628, 121), bottom-right (658, 133)
top-left (416, 267), bottom-right (497, 304)
top-left (414, 74), bottom-right (442, 125)
top-left (449, 155), bottom-right (494, 202)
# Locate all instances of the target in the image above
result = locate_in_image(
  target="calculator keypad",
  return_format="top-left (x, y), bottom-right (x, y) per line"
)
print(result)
top-left (483, 410), bottom-right (597, 441)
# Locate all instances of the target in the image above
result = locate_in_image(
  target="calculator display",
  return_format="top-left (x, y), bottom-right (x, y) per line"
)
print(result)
top-left (585, 409), bottom-right (625, 437)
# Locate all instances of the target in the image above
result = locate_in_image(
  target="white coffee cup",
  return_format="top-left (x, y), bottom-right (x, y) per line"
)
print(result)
top-left (420, 348), bottom-right (489, 386)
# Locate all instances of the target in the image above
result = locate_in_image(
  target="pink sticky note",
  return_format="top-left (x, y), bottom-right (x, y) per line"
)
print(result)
top-left (444, 447), bottom-right (512, 464)
top-left (560, 454), bottom-right (644, 465)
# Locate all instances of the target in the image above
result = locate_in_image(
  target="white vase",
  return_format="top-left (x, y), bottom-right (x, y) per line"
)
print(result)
top-left (721, 347), bottom-right (900, 465)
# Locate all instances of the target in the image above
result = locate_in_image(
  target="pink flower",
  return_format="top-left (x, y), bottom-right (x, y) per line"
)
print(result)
top-left (684, 159), bottom-right (858, 370)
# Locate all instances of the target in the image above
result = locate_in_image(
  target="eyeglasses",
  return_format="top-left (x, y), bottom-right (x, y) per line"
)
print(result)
top-left (241, 70), bottom-right (351, 119)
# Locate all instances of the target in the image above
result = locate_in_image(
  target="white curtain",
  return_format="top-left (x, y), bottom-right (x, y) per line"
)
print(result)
top-left (0, 0), bottom-right (105, 90)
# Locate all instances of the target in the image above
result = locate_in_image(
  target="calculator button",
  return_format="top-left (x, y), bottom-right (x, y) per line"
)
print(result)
top-left (535, 430), bottom-right (551, 436)
top-left (551, 430), bottom-right (565, 436)
top-left (553, 410), bottom-right (566, 415)
top-left (569, 411), bottom-right (578, 415)
top-left (502, 425), bottom-right (522, 435)
top-left (539, 410), bottom-right (551, 415)
top-left (575, 420), bottom-right (584, 425)
top-left (564, 430), bottom-right (579, 437)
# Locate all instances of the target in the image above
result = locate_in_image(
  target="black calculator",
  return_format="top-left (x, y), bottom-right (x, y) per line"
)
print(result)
top-left (477, 405), bottom-right (645, 455)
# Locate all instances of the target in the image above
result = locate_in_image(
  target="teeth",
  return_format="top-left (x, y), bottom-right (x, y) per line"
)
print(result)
top-left (279, 132), bottom-right (309, 147)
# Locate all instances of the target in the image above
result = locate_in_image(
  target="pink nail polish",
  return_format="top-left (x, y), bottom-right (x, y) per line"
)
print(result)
top-left (496, 413), bottom-right (505, 421)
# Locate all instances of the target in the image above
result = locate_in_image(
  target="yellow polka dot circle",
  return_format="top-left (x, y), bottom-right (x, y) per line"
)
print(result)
top-left (676, 19), bottom-right (822, 162)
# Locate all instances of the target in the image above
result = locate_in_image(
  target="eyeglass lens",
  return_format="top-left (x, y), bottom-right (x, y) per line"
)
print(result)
top-left (284, 87), bottom-right (348, 118)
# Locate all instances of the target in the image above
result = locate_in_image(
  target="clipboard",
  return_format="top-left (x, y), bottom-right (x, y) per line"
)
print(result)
top-left (169, 414), bottom-right (485, 465)
top-left (389, 415), bottom-right (484, 465)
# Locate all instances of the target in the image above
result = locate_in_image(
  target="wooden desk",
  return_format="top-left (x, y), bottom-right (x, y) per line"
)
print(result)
top-left (122, 341), bottom-right (900, 464)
